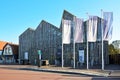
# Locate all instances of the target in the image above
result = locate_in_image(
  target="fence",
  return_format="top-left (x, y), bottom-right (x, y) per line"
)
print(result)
top-left (109, 54), bottom-right (120, 64)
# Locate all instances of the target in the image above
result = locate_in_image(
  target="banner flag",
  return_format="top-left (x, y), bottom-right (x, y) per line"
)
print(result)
top-left (63, 20), bottom-right (71, 44)
top-left (88, 16), bottom-right (98, 42)
top-left (103, 12), bottom-right (113, 40)
top-left (74, 18), bottom-right (84, 43)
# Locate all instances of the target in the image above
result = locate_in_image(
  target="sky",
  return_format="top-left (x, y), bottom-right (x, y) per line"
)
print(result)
top-left (0, 0), bottom-right (120, 44)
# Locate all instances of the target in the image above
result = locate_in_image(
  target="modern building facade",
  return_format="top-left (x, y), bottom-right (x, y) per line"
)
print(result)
top-left (19, 10), bottom-right (109, 68)
top-left (35, 20), bottom-right (61, 65)
top-left (19, 20), bottom-right (61, 65)
top-left (19, 28), bottom-right (35, 64)
top-left (60, 10), bottom-right (109, 68)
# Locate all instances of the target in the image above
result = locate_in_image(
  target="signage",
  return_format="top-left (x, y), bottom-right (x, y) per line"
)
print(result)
top-left (37, 50), bottom-right (42, 55)
top-left (24, 52), bottom-right (28, 60)
top-left (38, 50), bottom-right (42, 60)
top-left (79, 50), bottom-right (84, 63)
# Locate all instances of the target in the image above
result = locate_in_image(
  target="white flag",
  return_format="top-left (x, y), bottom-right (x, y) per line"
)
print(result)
top-left (74, 18), bottom-right (83, 43)
top-left (106, 26), bottom-right (113, 40)
top-left (88, 16), bottom-right (98, 42)
top-left (63, 20), bottom-right (71, 44)
top-left (103, 12), bottom-right (113, 40)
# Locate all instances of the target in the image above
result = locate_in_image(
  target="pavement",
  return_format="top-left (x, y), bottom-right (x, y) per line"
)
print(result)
top-left (0, 64), bottom-right (120, 77)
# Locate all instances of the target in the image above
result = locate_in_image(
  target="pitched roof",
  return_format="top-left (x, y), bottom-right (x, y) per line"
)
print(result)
top-left (2, 43), bottom-right (19, 55)
top-left (0, 41), bottom-right (8, 50)
top-left (19, 28), bottom-right (35, 38)
top-left (10, 43), bottom-right (18, 55)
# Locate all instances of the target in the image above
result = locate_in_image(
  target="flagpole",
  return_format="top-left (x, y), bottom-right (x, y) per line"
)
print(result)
top-left (86, 13), bottom-right (89, 70)
top-left (73, 33), bottom-right (75, 69)
top-left (73, 16), bottom-right (76, 68)
top-left (62, 19), bottom-right (64, 68)
top-left (101, 9), bottom-right (104, 70)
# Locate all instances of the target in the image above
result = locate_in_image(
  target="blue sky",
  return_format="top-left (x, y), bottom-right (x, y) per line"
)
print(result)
top-left (0, 0), bottom-right (120, 44)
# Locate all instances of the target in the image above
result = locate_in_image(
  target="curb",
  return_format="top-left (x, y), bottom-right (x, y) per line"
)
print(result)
top-left (19, 67), bottom-right (108, 77)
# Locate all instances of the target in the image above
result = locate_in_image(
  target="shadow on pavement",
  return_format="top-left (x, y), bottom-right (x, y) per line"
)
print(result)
top-left (92, 77), bottom-right (120, 80)
top-left (105, 64), bottom-right (120, 70)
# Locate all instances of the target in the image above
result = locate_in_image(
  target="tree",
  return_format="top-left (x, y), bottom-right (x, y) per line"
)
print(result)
top-left (108, 44), bottom-right (115, 55)
top-left (108, 44), bottom-right (119, 55)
